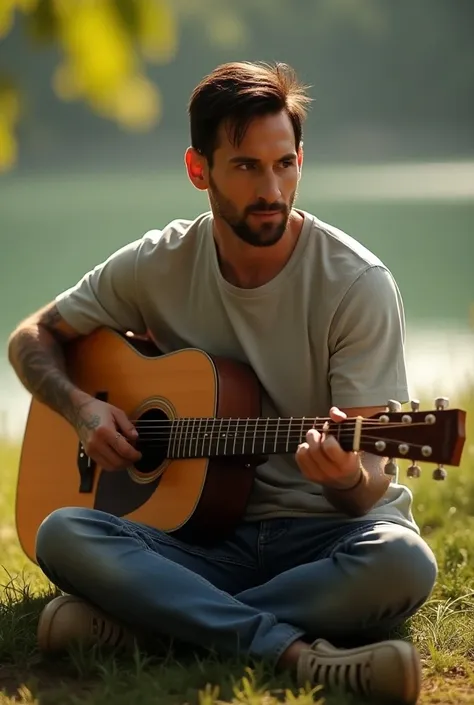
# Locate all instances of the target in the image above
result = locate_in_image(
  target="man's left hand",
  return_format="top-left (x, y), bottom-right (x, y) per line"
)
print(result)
top-left (295, 406), bottom-right (363, 490)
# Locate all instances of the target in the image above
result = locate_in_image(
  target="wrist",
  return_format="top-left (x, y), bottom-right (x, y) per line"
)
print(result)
top-left (325, 465), bottom-right (364, 492)
top-left (67, 388), bottom-right (95, 425)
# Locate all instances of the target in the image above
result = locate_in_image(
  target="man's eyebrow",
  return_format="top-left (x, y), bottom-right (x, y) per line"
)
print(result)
top-left (228, 153), bottom-right (297, 164)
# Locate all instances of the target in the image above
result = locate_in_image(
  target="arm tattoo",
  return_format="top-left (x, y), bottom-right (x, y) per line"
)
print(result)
top-left (40, 305), bottom-right (75, 343)
top-left (8, 307), bottom-right (91, 428)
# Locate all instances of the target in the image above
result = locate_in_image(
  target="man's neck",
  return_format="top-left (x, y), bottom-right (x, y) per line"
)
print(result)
top-left (213, 210), bottom-right (304, 289)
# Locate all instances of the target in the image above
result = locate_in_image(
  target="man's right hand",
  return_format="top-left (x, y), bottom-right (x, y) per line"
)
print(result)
top-left (72, 394), bottom-right (142, 471)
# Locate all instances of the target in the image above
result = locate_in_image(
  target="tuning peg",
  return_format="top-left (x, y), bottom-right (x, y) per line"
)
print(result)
top-left (384, 459), bottom-right (399, 482)
top-left (407, 462), bottom-right (421, 478)
top-left (387, 400), bottom-right (402, 413)
top-left (435, 396), bottom-right (449, 410)
top-left (433, 464), bottom-right (447, 481)
top-left (410, 399), bottom-right (420, 412)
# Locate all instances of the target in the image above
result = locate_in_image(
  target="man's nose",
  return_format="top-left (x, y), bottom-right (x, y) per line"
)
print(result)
top-left (255, 171), bottom-right (282, 204)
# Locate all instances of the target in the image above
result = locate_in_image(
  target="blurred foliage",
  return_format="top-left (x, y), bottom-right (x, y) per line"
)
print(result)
top-left (1, 0), bottom-right (473, 171)
top-left (0, 0), bottom-right (177, 172)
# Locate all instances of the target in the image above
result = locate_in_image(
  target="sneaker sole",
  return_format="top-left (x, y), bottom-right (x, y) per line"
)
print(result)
top-left (310, 638), bottom-right (422, 704)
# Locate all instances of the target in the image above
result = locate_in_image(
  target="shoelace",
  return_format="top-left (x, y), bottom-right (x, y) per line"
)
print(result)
top-left (91, 615), bottom-right (128, 648)
top-left (306, 653), bottom-right (372, 695)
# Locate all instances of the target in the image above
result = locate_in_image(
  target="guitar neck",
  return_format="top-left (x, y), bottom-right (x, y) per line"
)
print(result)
top-left (135, 406), bottom-right (466, 467)
top-left (166, 417), bottom-right (342, 459)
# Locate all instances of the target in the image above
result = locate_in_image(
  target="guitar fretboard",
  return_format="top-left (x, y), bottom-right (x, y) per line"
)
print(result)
top-left (164, 417), bottom-right (343, 458)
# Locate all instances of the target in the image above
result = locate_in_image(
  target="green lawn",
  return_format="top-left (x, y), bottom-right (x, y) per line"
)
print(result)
top-left (0, 389), bottom-right (473, 704)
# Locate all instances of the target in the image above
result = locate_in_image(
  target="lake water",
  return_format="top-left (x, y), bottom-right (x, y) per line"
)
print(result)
top-left (1, 160), bottom-right (473, 439)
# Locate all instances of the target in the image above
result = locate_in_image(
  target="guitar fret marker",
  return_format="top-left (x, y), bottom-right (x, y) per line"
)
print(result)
top-left (216, 418), bottom-right (224, 455)
top-left (201, 418), bottom-right (209, 458)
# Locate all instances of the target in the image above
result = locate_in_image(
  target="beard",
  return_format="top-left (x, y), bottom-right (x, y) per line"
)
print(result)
top-left (208, 175), bottom-right (296, 248)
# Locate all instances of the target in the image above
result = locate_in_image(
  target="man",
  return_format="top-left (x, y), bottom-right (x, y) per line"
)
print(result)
top-left (8, 61), bottom-right (436, 704)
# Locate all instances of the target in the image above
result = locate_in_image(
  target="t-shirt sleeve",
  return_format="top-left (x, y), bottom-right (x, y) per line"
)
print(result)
top-left (55, 240), bottom-right (147, 336)
top-left (328, 265), bottom-right (410, 409)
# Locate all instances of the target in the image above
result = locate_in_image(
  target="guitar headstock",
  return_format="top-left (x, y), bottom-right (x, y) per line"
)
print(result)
top-left (350, 397), bottom-right (466, 481)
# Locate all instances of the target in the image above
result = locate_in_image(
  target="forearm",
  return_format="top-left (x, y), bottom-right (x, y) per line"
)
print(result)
top-left (7, 323), bottom-right (90, 426)
top-left (323, 452), bottom-right (391, 517)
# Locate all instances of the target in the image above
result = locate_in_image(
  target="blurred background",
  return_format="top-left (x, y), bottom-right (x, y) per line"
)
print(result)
top-left (1, 0), bottom-right (473, 439)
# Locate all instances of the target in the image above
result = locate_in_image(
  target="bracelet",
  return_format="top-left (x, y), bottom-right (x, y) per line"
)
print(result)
top-left (334, 466), bottom-right (365, 492)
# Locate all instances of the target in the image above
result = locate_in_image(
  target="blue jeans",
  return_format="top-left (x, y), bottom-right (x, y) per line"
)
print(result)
top-left (35, 508), bottom-right (437, 666)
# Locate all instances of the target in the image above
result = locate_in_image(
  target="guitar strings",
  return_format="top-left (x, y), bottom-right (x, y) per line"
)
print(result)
top-left (130, 417), bottom-right (421, 425)
top-left (131, 420), bottom-right (432, 429)
top-left (132, 434), bottom-right (434, 449)
top-left (132, 422), bottom-right (436, 438)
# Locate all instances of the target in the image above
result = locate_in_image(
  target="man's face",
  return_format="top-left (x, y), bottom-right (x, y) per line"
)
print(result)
top-left (205, 111), bottom-right (302, 247)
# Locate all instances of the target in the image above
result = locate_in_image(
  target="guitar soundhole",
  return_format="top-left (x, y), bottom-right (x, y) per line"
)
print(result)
top-left (134, 408), bottom-right (171, 474)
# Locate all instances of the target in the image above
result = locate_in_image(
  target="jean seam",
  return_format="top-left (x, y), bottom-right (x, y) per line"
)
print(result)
top-left (124, 524), bottom-right (256, 569)
top-left (258, 520), bottom-right (290, 545)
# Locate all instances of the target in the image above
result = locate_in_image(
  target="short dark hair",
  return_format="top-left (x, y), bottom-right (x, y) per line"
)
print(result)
top-left (188, 61), bottom-right (311, 165)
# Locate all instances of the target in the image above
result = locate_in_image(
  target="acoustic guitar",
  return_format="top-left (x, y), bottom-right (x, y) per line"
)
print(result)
top-left (15, 327), bottom-right (466, 563)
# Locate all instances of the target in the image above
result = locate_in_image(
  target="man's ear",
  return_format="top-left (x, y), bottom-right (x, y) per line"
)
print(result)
top-left (297, 144), bottom-right (304, 178)
top-left (185, 147), bottom-right (209, 191)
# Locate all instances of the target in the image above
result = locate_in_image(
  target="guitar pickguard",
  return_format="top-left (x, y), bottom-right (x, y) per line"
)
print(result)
top-left (94, 469), bottom-right (162, 517)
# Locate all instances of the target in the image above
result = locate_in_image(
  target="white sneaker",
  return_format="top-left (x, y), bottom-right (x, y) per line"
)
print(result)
top-left (37, 595), bottom-right (137, 652)
top-left (297, 637), bottom-right (421, 703)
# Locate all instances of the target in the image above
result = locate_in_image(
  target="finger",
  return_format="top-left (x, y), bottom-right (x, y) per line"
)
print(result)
top-left (297, 443), bottom-right (360, 487)
top-left (295, 443), bottom-right (320, 481)
top-left (304, 433), bottom-right (350, 477)
top-left (319, 437), bottom-right (361, 478)
top-left (92, 449), bottom-right (126, 472)
top-left (305, 427), bottom-right (322, 444)
top-left (101, 438), bottom-right (140, 469)
top-left (114, 408), bottom-right (139, 442)
top-left (112, 431), bottom-right (142, 462)
top-left (320, 434), bottom-right (348, 463)
top-left (307, 425), bottom-right (350, 465)
top-left (329, 406), bottom-right (347, 423)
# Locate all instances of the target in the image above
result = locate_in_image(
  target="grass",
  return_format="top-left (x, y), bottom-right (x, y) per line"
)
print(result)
top-left (0, 390), bottom-right (473, 704)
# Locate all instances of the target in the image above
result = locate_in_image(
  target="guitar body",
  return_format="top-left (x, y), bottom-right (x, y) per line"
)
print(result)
top-left (15, 328), bottom-right (261, 564)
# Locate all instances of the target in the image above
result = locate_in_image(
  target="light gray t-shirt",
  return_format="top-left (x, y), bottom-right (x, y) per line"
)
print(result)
top-left (56, 210), bottom-right (418, 532)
